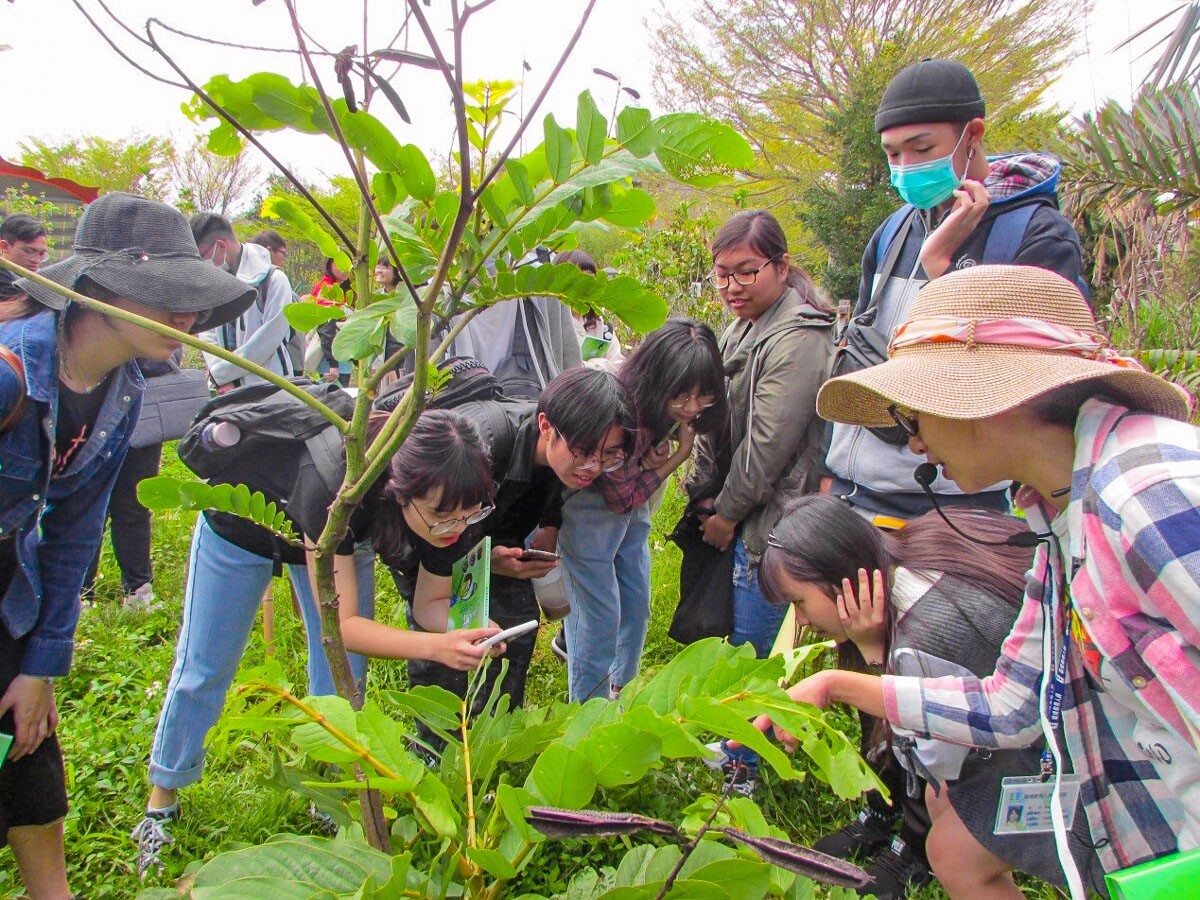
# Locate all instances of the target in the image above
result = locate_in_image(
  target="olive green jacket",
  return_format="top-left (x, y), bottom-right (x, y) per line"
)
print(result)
top-left (687, 287), bottom-right (835, 556)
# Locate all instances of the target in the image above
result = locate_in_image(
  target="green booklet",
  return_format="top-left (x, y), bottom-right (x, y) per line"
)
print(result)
top-left (580, 335), bottom-right (612, 361)
top-left (448, 536), bottom-right (491, 629)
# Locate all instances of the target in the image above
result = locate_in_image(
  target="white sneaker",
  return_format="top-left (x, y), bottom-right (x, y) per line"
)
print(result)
top-left (702, 740), bottom-right (729, 770)
top-left (122, 583), bottom-right (159, 611)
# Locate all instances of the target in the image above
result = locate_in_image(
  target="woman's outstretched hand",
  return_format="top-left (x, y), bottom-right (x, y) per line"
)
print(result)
top-left (434, 627), bottom-right (501, 670)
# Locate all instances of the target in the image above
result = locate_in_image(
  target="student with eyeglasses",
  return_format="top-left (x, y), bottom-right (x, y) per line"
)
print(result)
top-left (400, 367), bottom-right (636, 724)
top-left (135, 409), bottom-right (505, 875)
top-left (557, 319), bottom-right (727, 702)
top-left (688, 211), bottom-right (836, 655)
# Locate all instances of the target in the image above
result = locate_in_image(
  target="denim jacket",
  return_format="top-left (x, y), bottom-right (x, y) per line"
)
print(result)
top-left (0, 309), bottom-right (142, 676)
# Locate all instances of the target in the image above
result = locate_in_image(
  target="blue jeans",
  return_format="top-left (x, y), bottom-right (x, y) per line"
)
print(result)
top-left (148, 517), bottom-right (374, 790)
top-left (730, 534), bottom-right (785, 659)
top-left (558, 487), bottom-right (652, 702)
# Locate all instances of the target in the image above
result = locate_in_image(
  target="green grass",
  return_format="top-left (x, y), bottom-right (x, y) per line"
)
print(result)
top-left (0, 459), bottom-right (1056, 898)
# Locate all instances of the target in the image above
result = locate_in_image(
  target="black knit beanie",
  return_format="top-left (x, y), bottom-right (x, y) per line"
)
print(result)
top-left (874, 58), bottom-right (985, 133)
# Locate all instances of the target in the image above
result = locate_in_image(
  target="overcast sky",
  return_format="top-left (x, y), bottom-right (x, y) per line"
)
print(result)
top-left (0, 0), bottom-right (1181, 190)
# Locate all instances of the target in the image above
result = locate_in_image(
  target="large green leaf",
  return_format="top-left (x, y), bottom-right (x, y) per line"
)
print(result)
top-left (525, 742), bottom-right (596, 808)
top-left (284, 300), bottom-right (344, 331)
top-left (543, 114), bottom-right (575, 183)
top-left (601, 186), bottom-right (656, 227)
top-left (576, 90), bottom-right (608, 164)
top-left (354, 702), bottom-right (427, 787)
top-left (291, 695), bottom-right (361, 765)
top-left (333, 295), bottom-right (418, 360)
top-left (577, 722), bottom-right (661, 787)
top-left (654, 113), bottom-right (755, 187)
top-left (261, 196), bottom-right (351, 272)
top-left (190, 835), bottom-right (391, 895)
top-left (617, 106), bottom-right (659, 157)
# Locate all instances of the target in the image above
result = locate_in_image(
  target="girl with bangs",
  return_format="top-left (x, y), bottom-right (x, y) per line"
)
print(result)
top-left (135, 409), bottom-right (503, 874)
top-left (557, 319), bottom-right (726, 702)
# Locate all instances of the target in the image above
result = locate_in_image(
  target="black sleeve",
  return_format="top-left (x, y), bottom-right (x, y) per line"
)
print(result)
top-left (288, 453), bottom-right (357, 554)
top-left (1012, 206), bottom-right (1084, 294)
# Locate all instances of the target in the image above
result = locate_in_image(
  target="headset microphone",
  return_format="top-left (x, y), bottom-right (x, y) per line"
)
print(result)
top-left (913, 463), bottom-right (1045, 548)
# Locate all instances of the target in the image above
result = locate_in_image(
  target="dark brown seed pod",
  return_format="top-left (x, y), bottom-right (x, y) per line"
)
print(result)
top-left (525, 807), bottom-right (680, 840)
top-left (719, 827), bottom-right (871, 889)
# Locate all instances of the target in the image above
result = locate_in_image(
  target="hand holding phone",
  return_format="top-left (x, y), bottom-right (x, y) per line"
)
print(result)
top-left (518, 549), bottom-right (559, 563)
top-left (476, 619), bottom-right (540, 650)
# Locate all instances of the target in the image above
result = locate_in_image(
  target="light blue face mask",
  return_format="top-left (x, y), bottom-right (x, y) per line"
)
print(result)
top-left (888, 128), bottom-right (970, 210)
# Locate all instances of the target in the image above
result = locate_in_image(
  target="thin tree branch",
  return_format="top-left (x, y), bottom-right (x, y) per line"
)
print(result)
top-left (71, 0), bottom-right (187, 89)
top-left (281, 0), bottom-right (420, 304)
top-left (474, 0), bottom-right (599, 198)
top-left (144, 18), bottom-right (358, 254)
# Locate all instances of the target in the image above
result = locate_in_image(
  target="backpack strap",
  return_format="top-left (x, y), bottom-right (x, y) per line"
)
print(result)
top-left (304, 421), bottom-right (350, 499)
top-left (0, 344), bottom-right (29, 434)
top-left (981, 205), bottom-right (1037, 264)
top-left (874, 204), bottom-right (917, 275)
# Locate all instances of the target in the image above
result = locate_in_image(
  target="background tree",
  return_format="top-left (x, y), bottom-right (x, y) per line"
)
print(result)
top-left (171, 134), bottom-right (265, 217)
top-left (17, 133), bottom-right (175, 199)
top-left (651, 0), bottom-right (1083, 296)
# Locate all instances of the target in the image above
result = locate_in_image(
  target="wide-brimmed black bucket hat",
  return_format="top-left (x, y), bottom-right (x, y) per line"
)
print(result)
top-left (16, 192), bottom-right (255, 332)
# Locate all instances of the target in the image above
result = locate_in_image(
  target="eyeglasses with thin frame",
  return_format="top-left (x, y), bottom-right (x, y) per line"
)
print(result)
top-left (887, 404), bottom-right (919, 439)
top-left (555, 428), bottom-right (626, 473)
top-left (667, 392), bottom-right (718, 411)
top-left (705, 258), bottom-right (778, 290)
top-left (409, 501), bottom-right (494, 536)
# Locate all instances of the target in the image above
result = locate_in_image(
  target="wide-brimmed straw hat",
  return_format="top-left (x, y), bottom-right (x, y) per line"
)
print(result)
top-left (817, 265), bottom-right (1192, 427)
top-left (16, 192), bottom-right (255, 333)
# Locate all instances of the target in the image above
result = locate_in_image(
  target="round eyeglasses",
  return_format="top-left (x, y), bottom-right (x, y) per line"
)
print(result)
top-left (409, 502), bottom-right (495, 536)
top-left (556, 429), bottom-right (626, 473)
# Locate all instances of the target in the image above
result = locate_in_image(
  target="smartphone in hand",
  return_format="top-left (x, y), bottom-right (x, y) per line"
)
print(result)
top-left (518, 549), bottom-right (559, 563)
top-left (476, 619), bottom-right (540, 650)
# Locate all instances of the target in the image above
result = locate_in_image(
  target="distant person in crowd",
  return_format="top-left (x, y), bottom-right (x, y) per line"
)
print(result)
top-left (132, 409), bottom-right (503, 875)
top-left (311, 258), bottom-right (352, 386)
top-left (374, 259), bottom-right (400, 292)
top-left (822, 58), bottom-right (1084, 521)
top-left (0, 214), bottom-right (49, 300)
top-left (191, 213), bottom-right (301, 391)
top-left (249, 229), bottom-right (288, 269)
top-left (447, 248), bottom-right (582, 399)
top-left (0, 192), bottom-right (252, 900)
top-left (554, 249), bottom-right (624, 373)
top-left (557, 319), bottom-right (725, 702)
top-left (775, 264), bottom-right (1199, 899)
top-left (688, 210), bottom-right (835, 654)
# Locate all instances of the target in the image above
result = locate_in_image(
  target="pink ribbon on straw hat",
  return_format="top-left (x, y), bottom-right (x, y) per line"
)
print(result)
top-left (888, 315), bottom-right (1148, 370)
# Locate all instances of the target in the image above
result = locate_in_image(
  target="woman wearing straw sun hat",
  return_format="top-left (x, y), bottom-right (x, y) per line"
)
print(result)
top-left (0, 192), bottom-right (253, 898)
top-left (759, 264), bottom-right (1200, 900)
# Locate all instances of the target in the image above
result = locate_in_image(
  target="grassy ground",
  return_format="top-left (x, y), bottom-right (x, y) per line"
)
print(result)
top-left (0, 454), bottom-right (1054, 898)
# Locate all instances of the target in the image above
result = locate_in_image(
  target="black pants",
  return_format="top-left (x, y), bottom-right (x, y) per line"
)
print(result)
top-left (390, 568), bottom-right (539, 748)
top-left (84, 442), bottom-right (162, 594)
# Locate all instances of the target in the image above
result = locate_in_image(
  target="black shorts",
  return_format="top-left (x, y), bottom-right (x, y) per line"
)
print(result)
top-left (0, 622), bottom-right (68, 843)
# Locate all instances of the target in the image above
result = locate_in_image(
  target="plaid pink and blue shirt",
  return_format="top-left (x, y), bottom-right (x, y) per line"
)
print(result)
top-left (884, 399), bottom-right (1200, 873)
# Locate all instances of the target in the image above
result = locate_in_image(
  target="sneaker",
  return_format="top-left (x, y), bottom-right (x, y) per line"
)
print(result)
top-left (857, 837), bottom-right (933, 899)
top-left (131, 805), bottom-right (179, 877)
top-left (309, 801), bottom-right (338, 836)
top-left (813, 807), bottom-right (897, 861)
top-left (551, 627), bottom-right (568, 662)
top-left (722, 759), bottom-right (757, 797)
top-left (122, 583), bottom-right (159, 611)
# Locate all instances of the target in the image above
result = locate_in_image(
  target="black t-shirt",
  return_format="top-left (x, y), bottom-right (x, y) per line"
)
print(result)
top-left (207, 445), bottom-right (467, 577)
top-left (54, 377), bottom-right (112, 476)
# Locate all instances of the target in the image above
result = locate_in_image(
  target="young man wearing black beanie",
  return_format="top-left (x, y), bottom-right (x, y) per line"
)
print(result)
top-left (817, 58), bottom-right (1084, 898)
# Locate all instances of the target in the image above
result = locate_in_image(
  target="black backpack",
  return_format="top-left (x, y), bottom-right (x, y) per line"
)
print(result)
top-left (374, 357), bottom-right (525, 471)
top-left (178, 377), bottom-right (354, 500)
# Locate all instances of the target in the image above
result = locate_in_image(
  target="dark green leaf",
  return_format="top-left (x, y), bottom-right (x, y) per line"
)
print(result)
top-left (525, 742), bottom-right (596, 808)
top-left (465, 847), bottom-right (518, 880)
